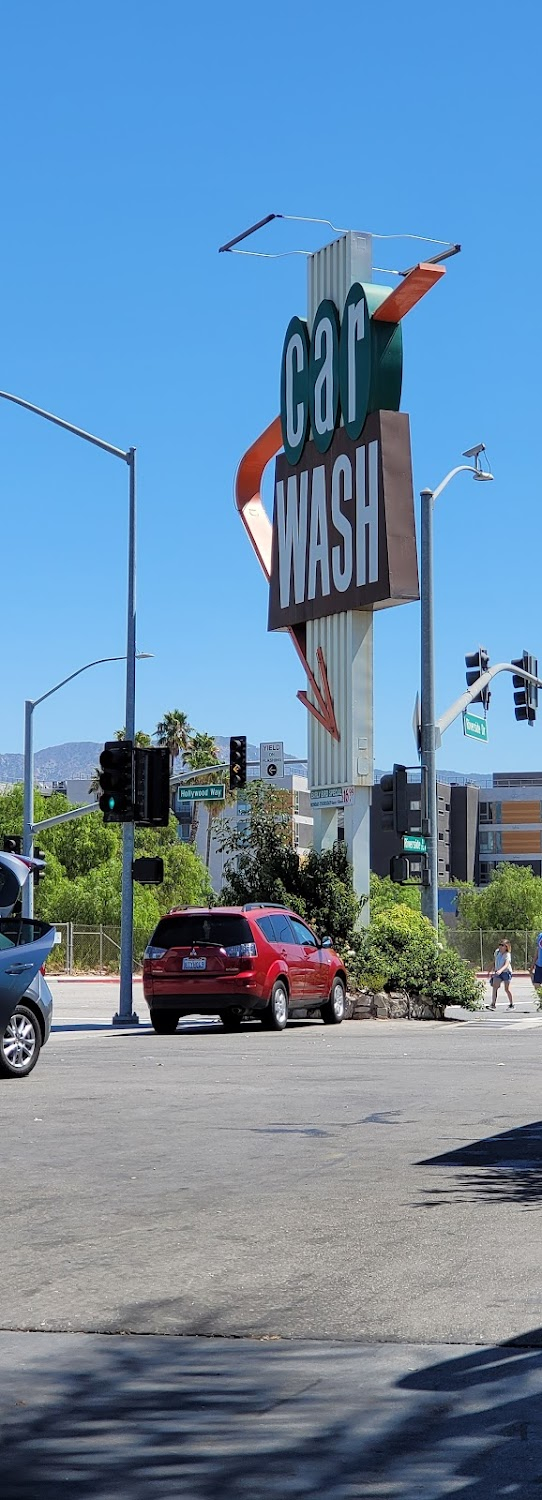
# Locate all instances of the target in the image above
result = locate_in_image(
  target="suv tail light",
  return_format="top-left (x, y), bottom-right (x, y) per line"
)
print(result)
top-left (224, 941), bottom-right (257, 972)
top-left (224, 943), bottom-right (257, 959)
top-left (144, 945), bottom-right (167, 960)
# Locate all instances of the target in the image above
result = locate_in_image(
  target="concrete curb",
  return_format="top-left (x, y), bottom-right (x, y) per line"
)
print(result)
top-left (52, 975), bottom-right (143, 984)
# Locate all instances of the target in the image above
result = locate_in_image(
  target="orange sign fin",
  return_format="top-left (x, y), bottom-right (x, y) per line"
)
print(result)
top-left (234, 415), bottom-right (282, 581)
top-left (371, 262), bottom-right (445, 323)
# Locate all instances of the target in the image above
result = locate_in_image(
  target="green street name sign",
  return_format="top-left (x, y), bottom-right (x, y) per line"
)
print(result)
top-left (403, 834), bottom-right (427, 854)
top-left (463, 711), bottom-right (488, 743)
top-left (178, 784), bottom-right (225, 802)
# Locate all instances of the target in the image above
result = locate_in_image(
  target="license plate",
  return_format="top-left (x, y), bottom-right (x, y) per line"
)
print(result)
top-left (182, 957), bottom-right (206, 971)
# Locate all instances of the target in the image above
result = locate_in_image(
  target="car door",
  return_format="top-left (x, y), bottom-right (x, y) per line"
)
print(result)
top-left (0, 854), bottom-right (56, 1032)
top-left (0, 919), bottom-right (56, 1031)
top-left (289, 917), bottom-right (328, 1000)
top-left (268, 912), bottom-right (306, 1007)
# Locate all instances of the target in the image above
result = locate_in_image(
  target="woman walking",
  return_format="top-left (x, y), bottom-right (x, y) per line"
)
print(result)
top-left (488, 940), bottom-right (514, 1009)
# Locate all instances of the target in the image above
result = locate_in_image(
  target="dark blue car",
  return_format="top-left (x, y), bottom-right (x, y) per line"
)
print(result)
top-left (0, 852), bottom-right (56, 1079)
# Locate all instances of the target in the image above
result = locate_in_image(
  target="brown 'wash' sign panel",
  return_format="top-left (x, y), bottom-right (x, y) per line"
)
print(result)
top-left (268, 410), bottom-right (419, 631)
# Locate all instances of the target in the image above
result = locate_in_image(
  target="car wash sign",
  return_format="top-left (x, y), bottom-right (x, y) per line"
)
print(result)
top-left (268, 283), bottom-right (418, 631)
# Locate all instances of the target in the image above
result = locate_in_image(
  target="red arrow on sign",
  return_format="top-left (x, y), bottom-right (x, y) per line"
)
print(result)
top-left (235, 420), bottom-right (340, 741)
top-left (293, 638), bottom-right (339, 741)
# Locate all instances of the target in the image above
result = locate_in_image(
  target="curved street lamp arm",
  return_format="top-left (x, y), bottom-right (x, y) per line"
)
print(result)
top-left (427, 465), bottom-right (480, 504)
top-left (0, 390), bottom-right (129, 462)
top-left (30, 655), bottom-right (129, 710)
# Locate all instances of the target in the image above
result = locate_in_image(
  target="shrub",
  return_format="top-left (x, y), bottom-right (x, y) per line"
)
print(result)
top-left (348, 903), bottom-right (482, 1010)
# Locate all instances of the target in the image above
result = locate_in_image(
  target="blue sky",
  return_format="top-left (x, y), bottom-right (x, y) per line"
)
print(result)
top-left (2, 0), bottom-right (540, 777)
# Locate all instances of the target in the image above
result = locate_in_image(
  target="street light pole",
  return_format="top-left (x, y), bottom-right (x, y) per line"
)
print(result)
top-left (0, 390), bottom-right (139, 1019)
top-left (420, 487), bottom-right (438, 928)
top-left (419, 454), bottom-right (493, 928)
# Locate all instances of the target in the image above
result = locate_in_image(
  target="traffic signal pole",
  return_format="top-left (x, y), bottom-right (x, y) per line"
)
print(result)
top-left (22, 701), bottom-right (34, 918)
top-left (435, 661), bottom-right (542, 740)
top-left (115, 449), bottom-right (138, 1026)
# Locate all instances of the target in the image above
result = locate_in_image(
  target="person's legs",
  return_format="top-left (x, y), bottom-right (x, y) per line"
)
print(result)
top-left (504, 979), bottom-right (513, 1008)
top-left (491, 977), bottom-right (500, 1007)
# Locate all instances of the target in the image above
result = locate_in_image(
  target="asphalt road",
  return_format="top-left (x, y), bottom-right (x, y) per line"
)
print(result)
top-left (2, 978), bottom-right (542, 1345)
top-left (4, 979), bottom-right (542, 1497)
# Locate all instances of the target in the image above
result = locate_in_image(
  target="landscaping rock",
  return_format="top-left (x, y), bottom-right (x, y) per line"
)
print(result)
top-left (346, 988), bottom-right (447, 1021)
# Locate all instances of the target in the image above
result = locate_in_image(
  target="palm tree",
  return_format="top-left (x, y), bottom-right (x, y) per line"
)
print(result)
top-left (115, 729), bottom-right (152, 747)
top-left (183, 732), bottom-right (225, 855)
top-left (186, 732), bottom-right (221, 770)
top-left (154, 711), bottom-right (192, 768)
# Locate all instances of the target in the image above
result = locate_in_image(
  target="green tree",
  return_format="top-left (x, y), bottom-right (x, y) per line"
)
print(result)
top-left (218, 782), bottom-right (299, 906)
top-left (217, 783), bottom-right (360, 944)
top-left (295, 844), bottom-right (362, 944)
top-left (369, 872), bottom-right (422, 917)
top-left (0, 784), bottom-right (212, 951)
top-left (154, 710), bottom-right (192, 767)
top-left (457, 864), bottom-right (542, 932)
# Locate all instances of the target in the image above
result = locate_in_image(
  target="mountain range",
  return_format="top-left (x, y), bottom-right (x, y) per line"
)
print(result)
top-left (0, 739), bottom-right (305, 785)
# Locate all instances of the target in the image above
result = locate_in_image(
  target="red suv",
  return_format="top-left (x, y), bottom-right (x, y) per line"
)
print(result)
top-left (143, 905), bottom-right (346, 1033)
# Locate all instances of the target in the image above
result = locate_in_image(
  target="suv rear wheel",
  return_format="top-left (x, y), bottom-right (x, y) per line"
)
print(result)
top-left (0, 1004), bottom-right (42, 1078)
top-left (321, 977), bottom-right (346, 1026)
top-left (150, 1009), bottom-right (180, 1034)
top-left (261, 980), bottom-right (289, 1032)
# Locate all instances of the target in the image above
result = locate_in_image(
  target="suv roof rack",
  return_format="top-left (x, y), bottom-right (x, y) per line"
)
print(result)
top-left (243, 902), bottom-right (290, 911)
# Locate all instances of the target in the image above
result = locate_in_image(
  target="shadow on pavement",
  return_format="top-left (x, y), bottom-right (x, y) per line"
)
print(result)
top-left (3, 1322), bottom-right (542, 1496)
top-left (418, 1120), bottom-right (542, 1208)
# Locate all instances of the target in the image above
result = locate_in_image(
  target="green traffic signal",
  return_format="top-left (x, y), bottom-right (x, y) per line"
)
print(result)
top-left (98, 741), bottom-right (134, 823)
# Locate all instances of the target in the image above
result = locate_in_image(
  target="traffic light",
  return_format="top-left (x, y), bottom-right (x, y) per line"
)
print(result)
top-left (132, 856), bottom-right (164, 884)
top-left (98, 740), bottom-right (134, 822)
top-left (390, 854), bottom-right (410, 883)
top-left (133, 747), bottom-right (170, 826)
top-left (512, 651), bottom-right (539, 726)
top-left (465, 646), bottom-right (491, 711)
top-left (229, 735), bottom-right (247, 791)
top-left (3, 836), bottom-right (21, 855)
top-left (379, 765), bottom-right (409, 835)
top-left (33, 845), bottom-right (46, 885)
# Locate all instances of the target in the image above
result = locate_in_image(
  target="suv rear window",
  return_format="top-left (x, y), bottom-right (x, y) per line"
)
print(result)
top-left (151, 914), bottom-right (254, 949)
top-left (256, 913), bottom-right (296, 944)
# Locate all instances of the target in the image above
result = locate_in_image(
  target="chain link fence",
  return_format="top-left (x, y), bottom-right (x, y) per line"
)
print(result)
top-left (44, 923), bottom-right (541, 977)
top-left (46, 924), bottom-right (147, 975)
top-left (445, 929), bottom-right (540, 971)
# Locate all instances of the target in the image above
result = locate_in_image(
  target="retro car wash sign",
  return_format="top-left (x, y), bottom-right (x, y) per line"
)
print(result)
top-left (280, 280), bottom-right (403, 465)
top-left (269, 281), bottom-right (418, 631)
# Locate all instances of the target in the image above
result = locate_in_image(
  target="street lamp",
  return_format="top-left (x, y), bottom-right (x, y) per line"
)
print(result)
top-left (0, 389), bottom-right (138, 1021)
top-left (420, 445), bottom-right (493, 928)
top-left (22, 653), bottom-right (153, 921)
